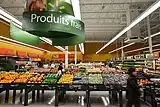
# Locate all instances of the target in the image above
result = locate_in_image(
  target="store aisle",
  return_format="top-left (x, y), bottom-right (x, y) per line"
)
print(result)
top-left (0, 90), bottom-right (150, 107)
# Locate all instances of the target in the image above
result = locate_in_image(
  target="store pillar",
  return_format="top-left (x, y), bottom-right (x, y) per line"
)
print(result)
top-left (147, 16), bottom-right (153, 53)
top-left (121, 41), bottom-right (124, 60)
top-left (65, 46), bottom-right (69, 68)
top-left (75, 45), bottom-right (77, 65)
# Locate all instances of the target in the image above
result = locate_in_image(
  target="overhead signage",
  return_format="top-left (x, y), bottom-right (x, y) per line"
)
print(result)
top-left (23, 0), bottom-right (85, 46)
top-left (10, 23), bottom-right (40, 45)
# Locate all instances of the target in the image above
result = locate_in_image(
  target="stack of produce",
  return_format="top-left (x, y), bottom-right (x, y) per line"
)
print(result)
top-left (87, 68), bottom-right (102, 73)
top-left (79, 67), bottom-right (86, 72)
top-left (138, 79), bottom-right (153, 85)
top-left (88, 74), bottom-right (103, 84)
top-left (103, 74), bottom-right (128, 85)
top-left (50, 69), bottom-right (58, 73)
top-left (28, 74), bottom-right (44, 83)
top-left (58, 74), bottom-right (73, 84)
top-left (14, 73), bottom-right (33, 83)
top-left (0, 72), bottom-right (19, 83)
top-left (43, 74), bottom-right (57, 84)
top-left (137, 72), bottom-right (146, 79)
top-left (30, 68), bottom-right (51, 73)
top-left (146, 71), bottom-right (160, 78)
top-left (72, 68), bottom-right (79, 73)
top-left (72, 73), bottom-right (88, 84)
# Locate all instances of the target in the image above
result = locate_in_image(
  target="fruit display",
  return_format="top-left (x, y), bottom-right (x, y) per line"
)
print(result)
top-left (79, 67), bottom-right (86, 72)
top-left (138, 79), bottom-right (153, 85)
top-left (28, 74), bottom-right (44, 83)
top-left (58, 74), bottom-right (73, 84)
top-left (87, 68), bottom-right (102, 73)
top-left (43, 74), bottom-right (57, 84)
top-left (0, 72), bottom-right (19, 83)
top-left (30, 68), bottom-right (51, 73)
top-left (50, 68), bottom-right (58, 73)
top-left (14, 73), bottom-right (33, 83)
top-left (88, 74), bottom-right (103, 84)
top-left (72, 73), bottom-right (88, 84)
top-left (137, 72), bottom-right (147, 79)
top-left (72, 68), bottom-right (79, 73)
top-left (102, 74), bottom-right (128, 85)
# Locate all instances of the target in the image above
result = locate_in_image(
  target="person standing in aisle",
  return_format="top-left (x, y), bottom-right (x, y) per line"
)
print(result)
top-left (126, 68), bottom-right (141, 107)
top-left (58, 63), bottom-right (63, 71)
top-left (56, 63), bottom-right (64, 77)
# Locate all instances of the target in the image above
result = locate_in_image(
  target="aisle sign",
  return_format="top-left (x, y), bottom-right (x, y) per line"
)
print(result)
top-left (17, 51), bottom-right (27, 58)
top-left (0, 48), bottom-right (15, 56)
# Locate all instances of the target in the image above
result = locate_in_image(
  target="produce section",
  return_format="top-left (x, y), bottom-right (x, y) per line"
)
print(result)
top-left (73, 73), bottom-right (88, 84)
top-left (58, 74), bottom-right (74, 84)
top-left (43, 74), bottom-right (58, 84)
top-left (88, 74), bottom-right (103, 84)
top-left (102, 73), bottom-right (128, 85)
top-left (28, 74), bottom-right (44, 83)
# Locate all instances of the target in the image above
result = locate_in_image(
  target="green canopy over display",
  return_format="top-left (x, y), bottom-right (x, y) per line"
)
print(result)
top-left (23, 0), bottom-right (85, 46)
top-left (10, 23), bottom-right (40, 45)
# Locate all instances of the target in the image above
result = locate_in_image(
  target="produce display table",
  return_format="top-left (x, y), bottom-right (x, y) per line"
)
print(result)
top-left (0, 83), bottom-right (126, 107)
top-left (0, 71), bottom-right (159, 107)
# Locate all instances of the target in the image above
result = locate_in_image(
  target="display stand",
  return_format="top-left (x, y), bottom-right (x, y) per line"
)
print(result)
top-left (32, 90), bottom-right (35, 103)
top-left (5, 89), bottom-right (9, 104)
top-left (1, 83), bottom-right (160, 107)
top-left (12, 89), bottom-right (16, 104)
top-left (24, 87), bottom-right (29, 106)
top-left (55, 87), bottom-right (59, 107)
top-left (86, 90), bottom-right (90, 107)
top-left (119, 90), bottom-right (123, 107)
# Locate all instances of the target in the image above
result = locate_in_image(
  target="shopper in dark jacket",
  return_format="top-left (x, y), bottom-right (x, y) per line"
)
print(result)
top-left (126, 68), bottom-right (141, 107)
top-left (58, 63), bottom-right (63, 71)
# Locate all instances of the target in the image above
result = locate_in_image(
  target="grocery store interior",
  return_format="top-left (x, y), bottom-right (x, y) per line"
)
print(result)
top-left (0, 0), bottom-right (160, 107)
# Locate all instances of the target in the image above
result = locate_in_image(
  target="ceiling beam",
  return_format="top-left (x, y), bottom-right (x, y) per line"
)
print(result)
top-left (81, 9), bottom-right (146, 13)
top-left (81, 11), bottom-right (126, 13)
top-left (86, 28), bottom-right (122, 30)
top-left (85, 41), bottom-right (108, 43)
top-left (82, 17), bottom-right (121, 19)
top-left (80, 0), bottom-right (154, 4)
top-left (86, 25), bottom-right (126, 27)
top-left (86, 30), bottom-right (120, 32)
top-left (80, 2), bottom-right (152, 5)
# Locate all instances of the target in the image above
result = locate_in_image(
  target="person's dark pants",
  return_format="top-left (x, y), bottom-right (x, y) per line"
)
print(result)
top-left (126, 97), bottom-right (140, 107)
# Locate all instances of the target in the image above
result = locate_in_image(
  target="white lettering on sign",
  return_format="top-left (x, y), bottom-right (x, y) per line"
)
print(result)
top-left (30, 14), bottom-right (82, 30)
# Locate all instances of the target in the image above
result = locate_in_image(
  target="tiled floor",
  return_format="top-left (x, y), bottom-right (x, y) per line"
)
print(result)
top-left (0, 91), bottom-right (150, 107)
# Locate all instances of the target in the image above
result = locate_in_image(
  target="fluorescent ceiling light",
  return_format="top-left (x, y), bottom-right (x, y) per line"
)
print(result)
top-left (125, 44), bottom-right (160, 54)
top-left (0, 7), bottom-right (65, 52)
top-left (96, 0), bottom-right (160, 54)
top-left (78, 43), bottom-right (84, 54)
top-left (108, 31), bottom-right (160, 54)
top-left (81, 43), bottom-right (84, 54)
top-left (144, 31), bottom-right (160, 39)
top-left (71, 0), bottom-right (81, 20)
top-left (0, 35), bottom-right (50, 52)
top-left (0, 7), bottom-right (22, 26)
top-left (144, 48), bottom-right (160, 53)
top-left (109, 43), bottom-right (135, 54)
top-left (71, 0), bottom-right (84, 54)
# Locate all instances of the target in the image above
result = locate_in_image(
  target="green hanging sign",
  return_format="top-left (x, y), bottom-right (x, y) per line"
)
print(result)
top-left (23, 0), bottom-right (85, 46)
top-left (10, 23), bottom-right (40, 45)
